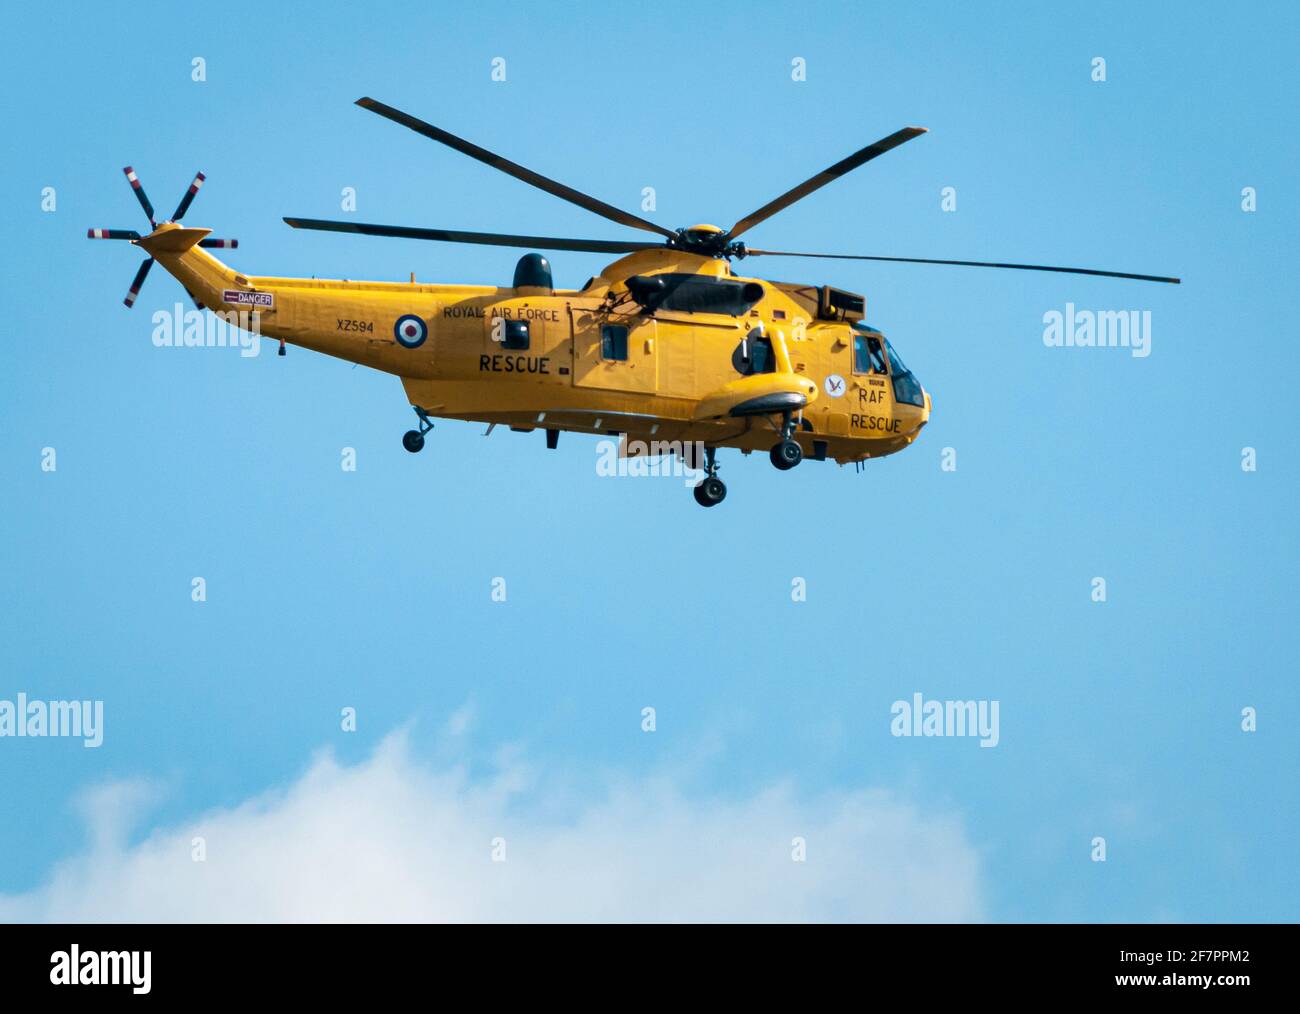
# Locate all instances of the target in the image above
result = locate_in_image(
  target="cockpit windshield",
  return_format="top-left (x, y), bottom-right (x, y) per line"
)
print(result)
top-left (885, 339), bottom-right (925, 407)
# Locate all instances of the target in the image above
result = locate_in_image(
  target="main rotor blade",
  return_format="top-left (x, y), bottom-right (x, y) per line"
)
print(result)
top-left (742, 248), bottom-right (1181, 284)
top-left (727, 127), bottom-right (928, 241)
top-left (355, 97), bottom-right (677, 241)
top-left (284, 217), bottom-right (664, 255)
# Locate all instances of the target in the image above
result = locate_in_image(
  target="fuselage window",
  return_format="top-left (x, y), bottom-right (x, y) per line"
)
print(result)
top-left (601, 324), bottom-right (629, 361)
top-left (853, 333), bottom-right (888, 375)
top-left (503, 320), bottom-right (530, 350)
top-left (741, 335), bottom-right (775, 374)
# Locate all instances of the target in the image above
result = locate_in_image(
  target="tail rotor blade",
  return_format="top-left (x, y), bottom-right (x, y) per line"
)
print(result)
top-left (172, 172), bottom-right (206, 221)
top-left (124, 258), bottom-right (154, 308)
top-left (198, 237), bottom-right (238, 249)
top-left (88, 228), bottom-right (141, 240)
top-left (122, 166), bottom-right (155, 226)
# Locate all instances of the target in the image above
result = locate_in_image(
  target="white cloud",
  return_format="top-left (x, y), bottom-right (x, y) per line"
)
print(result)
top-left (1, 731), bottom-right (983, 922)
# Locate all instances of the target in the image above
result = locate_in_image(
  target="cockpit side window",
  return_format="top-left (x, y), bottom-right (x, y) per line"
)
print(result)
top-left (853, 333), bottom-right (888, 375)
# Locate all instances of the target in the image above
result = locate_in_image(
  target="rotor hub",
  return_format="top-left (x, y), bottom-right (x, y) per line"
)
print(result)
top-left (672, 224), bottom-right (735, 257)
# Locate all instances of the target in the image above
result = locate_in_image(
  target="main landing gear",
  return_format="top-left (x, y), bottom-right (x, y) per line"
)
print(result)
top-left (769, 409), bottom-right (804, 471)
top-left (402, 407), bottom-right (434, 453)
top-left (692, 445), bottom-right (727, 508)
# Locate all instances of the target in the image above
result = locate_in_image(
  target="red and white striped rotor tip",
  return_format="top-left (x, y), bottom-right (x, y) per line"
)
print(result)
top-left (172, 172), bottom-right (207, 221)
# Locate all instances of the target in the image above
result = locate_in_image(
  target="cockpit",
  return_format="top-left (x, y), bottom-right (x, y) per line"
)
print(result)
top-left (851, 322), bottom-right (925, 407)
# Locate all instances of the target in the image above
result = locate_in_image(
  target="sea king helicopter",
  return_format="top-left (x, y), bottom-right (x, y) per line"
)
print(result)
top-left (89, 98), bottom-right (1179, 506)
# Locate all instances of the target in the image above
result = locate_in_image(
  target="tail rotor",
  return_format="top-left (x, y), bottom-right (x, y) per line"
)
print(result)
top-left (87, 166), bottom-right (239, 308)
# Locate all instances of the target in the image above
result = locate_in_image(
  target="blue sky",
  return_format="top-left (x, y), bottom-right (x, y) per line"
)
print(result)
top-left (1, 0), bottom-right (1297, 921)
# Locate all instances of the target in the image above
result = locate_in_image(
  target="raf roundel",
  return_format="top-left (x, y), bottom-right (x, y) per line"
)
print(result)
top-left (394, 314), bottom-right (427, 348)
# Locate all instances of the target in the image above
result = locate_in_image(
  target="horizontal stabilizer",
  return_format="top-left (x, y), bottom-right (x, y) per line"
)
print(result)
top-left (137, 225), bottom-right (212, 255)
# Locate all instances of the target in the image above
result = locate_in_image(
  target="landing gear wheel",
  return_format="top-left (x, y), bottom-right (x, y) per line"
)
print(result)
top-left (693, 476), bottom-right (727, 507)
top-left (770, 439), bottom-right (803, 470)
top-left (403, 406), bottom-right (434, 453)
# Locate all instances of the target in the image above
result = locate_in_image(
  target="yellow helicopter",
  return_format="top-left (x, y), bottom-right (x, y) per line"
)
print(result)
top-left (89, 97), bottom-right (1179, 507)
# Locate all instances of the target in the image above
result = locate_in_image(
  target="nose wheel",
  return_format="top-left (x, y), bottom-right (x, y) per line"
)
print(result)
top-left (770, 439), bottom-right (803, 470)
top-left (692, 445), bottom-right (726, 507)
top-left (769, 410), bottom-right (804, 470)
top-left (402, 407), bottom-right (434, 453)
